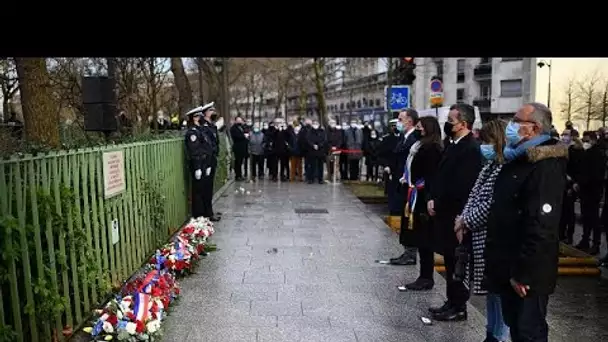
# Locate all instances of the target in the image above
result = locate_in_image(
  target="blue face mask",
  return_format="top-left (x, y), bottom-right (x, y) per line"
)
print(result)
top-left (396, 122), bottom-right (405, 133)
top-left (505, 121), bottom-right (522, 147)
top-left (480, 144), bottom-right (496, 160)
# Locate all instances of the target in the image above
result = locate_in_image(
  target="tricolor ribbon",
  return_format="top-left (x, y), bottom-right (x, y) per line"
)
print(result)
top-left (404, 179), bottom-right (425, 230)
top-left (133, 292), bottom-right (151, 322)
top-left (138, 270), bottom-right (159, 294)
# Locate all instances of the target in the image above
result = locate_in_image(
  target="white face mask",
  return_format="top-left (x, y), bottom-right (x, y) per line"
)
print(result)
top-left (336, 125), bottom-right (342, 130)
top-left (370, 133), bottom-right (377, 139)
top-left (294, 127), bottom-right (301, 134)
top-left (246, 121), bottom-right (252, 126)
top-left (329, 122), bottom-right (336, 128)
top-left (583, 142), bottom-right (592, 150)
top-left (312, 124), bottom-right (320, 129)
top-left (253, 126), bottom-right (260, 132)
top-left (263, 124), bottom-right (269, 129)
top-left (350, 123), bottom-right (357, 128)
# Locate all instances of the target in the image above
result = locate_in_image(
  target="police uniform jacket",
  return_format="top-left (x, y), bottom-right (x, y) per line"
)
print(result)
top-left (201, 118), bottom-right (220, 159)
top-left (185, 125), bottom-right (215, 171)
top-left (485, 139), bottom-right (568, 295)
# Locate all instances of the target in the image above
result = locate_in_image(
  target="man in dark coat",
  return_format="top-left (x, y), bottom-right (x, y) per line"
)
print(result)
top-left (298, 118), bottom-right (313, 180)
top-left (275, 123), bottom-right (291, 182)
top-left (264, 123), bottom-right (279, 181)
top-left (377, 119), bottom-right (400, 196)
top-left (485, 103), bottom-right (567, 341)
top-left (306, 119), bottom-right (328, 184)
top-left (426, 103), bottom-right (482, 321)
top-left (574, 131), bottom-right (606, 255)
top-left (230, 116), bottom-right (249, 181)
top-left (389, 109), bottom-right (421, 266)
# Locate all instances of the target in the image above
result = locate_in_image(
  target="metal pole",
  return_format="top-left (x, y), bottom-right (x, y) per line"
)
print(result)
top-left (547, 60), bottom-right (552, 108)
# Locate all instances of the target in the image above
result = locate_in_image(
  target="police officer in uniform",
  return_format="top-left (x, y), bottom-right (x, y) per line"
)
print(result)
top-left (185, 102), bottom-right (222, 222)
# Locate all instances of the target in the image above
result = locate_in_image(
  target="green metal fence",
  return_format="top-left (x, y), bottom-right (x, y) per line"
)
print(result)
top-left (0, 135), bottom-right (229, 342)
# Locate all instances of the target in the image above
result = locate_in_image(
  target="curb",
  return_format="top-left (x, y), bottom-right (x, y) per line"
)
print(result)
top-left (212, 179), bottom-right (235, 203)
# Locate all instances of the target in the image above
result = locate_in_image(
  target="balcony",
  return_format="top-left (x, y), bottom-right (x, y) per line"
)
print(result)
top-left (474, 63), bottom-right (492, 80)
top-left (472, 98), bottom-right (491, 112)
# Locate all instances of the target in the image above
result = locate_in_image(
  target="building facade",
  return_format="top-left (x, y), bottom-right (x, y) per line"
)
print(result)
top-left (412, 58), bottom-right (536, 121)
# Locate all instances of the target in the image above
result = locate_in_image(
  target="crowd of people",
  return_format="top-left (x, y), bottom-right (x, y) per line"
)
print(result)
top-left (227, 116), bottom-right (404, 184)
top-left (386, 103), bottom-right (570, 342)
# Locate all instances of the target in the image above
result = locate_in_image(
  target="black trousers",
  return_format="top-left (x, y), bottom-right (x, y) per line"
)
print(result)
top-left (559, 192), bottom-right (576, 241)
top-left (234, 153), bottom-right (245, 179)
top-left (580, 188), bottom-right (602, 246)
top-left (192, 165), bottom-right (215, 218)
top-left (348, 159), bottom-right (360, 180)
top-left (243, 155), bottom-right (249, 177)
top-left (279, 155), bottom-right (290, 180)
top-left (307, 157), bottom-right (324, 182)
top-left (443, 253), bottom-right (470, 309)
top-left (501, 291), bottom-right (549, 342)
top-left (419, 247), bottom-right (435, 281)
top-left (250, 154), bottom-right (264, 178)
top-left (267, 155), bottom-right (278, 179)
top-left (304, 155), bottom-right (313, 180)
top-left (366, 163), bottom-right (379, 181)
top-left (339, 154), bottom-right (348, 180)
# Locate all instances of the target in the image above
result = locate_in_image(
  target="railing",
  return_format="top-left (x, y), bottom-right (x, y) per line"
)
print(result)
top-left (0, 135), bottom-right (229, 342)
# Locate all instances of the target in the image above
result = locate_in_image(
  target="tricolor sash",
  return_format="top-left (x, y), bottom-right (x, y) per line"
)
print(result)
top-left (404, 179), bottom-right (425, 230)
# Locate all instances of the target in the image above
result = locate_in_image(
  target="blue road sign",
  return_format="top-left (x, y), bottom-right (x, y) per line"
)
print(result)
top-left (384, 85), bottom-right (410, 112)
top-left (430, 79), bottom-right (443, 92)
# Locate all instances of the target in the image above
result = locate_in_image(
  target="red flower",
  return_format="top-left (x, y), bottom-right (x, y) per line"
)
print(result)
top-left (182, 226), bottom-right (194, 234)
top-left (149, 257), bottom-right (157, 264)
top-left (161, 297), bottom-right (170, 308)
top-left (106, 315), bottom-right (118, 326)
top-left (197, 244), bottom-right (205, 254)
top-left (151, 286), bottom-right (162, 297)
top-left (174, 287), bottom-right (180, 295)
top-left (136, 320), bottom-right (145, 333)
top-left (126, 312), bottom-right (136, 321)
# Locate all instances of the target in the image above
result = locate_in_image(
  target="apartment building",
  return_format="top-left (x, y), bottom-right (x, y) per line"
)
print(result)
top-left (412, 58), bottom-right (536, 121)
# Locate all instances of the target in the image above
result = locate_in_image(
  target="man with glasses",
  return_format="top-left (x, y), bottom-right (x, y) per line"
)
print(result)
top-left (426, 103), bottom-right (482, 321)
top-left (485, 103), bottom-right (567, 341)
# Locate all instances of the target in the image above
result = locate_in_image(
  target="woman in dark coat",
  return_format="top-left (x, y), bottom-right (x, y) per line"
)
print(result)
top-left (401, 116), bottom-right (443, 291)
top-left (364, 129), bottom-right (381, 182)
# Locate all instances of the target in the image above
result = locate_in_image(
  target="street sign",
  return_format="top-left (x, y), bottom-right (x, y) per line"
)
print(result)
top-left (429, 79), bottom-right (444, 106)
top-left (384, 85), bottom-right (410, 112)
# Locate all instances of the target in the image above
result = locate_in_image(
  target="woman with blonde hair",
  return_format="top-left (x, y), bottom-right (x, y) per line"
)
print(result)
top-left (454, 119), bottom-right (509, 342)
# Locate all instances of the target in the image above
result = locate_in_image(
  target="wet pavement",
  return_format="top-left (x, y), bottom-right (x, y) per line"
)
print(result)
top-left (162, 181), bottom-right (488, 341)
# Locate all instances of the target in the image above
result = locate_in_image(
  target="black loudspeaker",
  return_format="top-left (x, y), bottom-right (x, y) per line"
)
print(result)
top-left (82, 76), bottom-right (118, 132)
top-left (82, 76), bottom-right (116, 104)
top-left (83, 103), bottom-right (117, 132)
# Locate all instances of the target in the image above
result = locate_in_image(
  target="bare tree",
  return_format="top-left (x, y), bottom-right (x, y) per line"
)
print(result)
top-left (15, 58), bottom-right (60, 147)
top-left (0, 58), bottom-right (19, 119)
top-left (313, 58), bottom-right (328, 126)
top-left (576, 71), bottom-right (602, 130)
top-left (170, 58), bottom-right (194, 116)
top-left (559, 77), bottom-right (579, 122)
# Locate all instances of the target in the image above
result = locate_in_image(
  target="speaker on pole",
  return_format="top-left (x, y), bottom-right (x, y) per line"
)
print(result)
top-left (82, 76), bottom-right (118, 132)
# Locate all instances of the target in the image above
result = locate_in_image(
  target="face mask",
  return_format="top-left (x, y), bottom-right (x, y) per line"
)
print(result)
top-left (370, 133), bottom-right (377, 139)
top-left (329, 122), bottom-right (336, 128)
top-left (210, 114), bottom-right (218, 121)
top-left (480, 144), bottom-right (497, 160)
top-left (246, 121), bottom-right (252, 126)
top-left (396, 122), bottom-right (405, 133)
top-left (443, 122), bottom-right (454, 138)
top-left (505, 121), bottom-right (522, 146)
top-left (294, 128), bottom-right (301, 134)
top-left (583, 142), bottom-right (592, 150)
top-left (305, 122), bottom-right (312, 126)
top-left (350, 123), bottom-right (357, 128)
top-left (561, 136), bottom-right (571, 144)
top-left (312, 124), bottom-right (320, 129)
top-left (263, 124), bottom-right (269, 129)
top-left (336, 125), bottom-right (342, 130)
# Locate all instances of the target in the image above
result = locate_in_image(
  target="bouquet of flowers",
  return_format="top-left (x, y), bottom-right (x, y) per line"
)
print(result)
top-left (85, 218), bottom-right (215, 341)
top-left (85, 269), bottom-right (177, 341)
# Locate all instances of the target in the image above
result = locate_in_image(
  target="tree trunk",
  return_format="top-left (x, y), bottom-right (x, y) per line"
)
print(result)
top-left (603, 90), bottom-right (607, 127)
top-left (313, 58), bottom-right (328, 126)
top-left (15, 58), bottom-right (60, 148)
top-left (170, 57), bottom-right (193, 116)
top-left (197, 57), bottom-right (205, 104)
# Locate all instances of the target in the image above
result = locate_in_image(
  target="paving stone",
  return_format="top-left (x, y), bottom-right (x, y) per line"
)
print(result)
top-left (257, 327), bottom-right (357, 342)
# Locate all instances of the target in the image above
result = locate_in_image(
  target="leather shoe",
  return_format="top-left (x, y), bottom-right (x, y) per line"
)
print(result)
top-left (432, 306), bottom-right (467, 321)
top-left (389, 253), bottom-right (406, 263)
top-left (405, 278), bottom-right (434, 291)
top-left (390, 255), bottom-right (416, 266)
top-left (209, 215), bottom-right (221, 222)
top-left (428, 301), bottom-right (451, 314)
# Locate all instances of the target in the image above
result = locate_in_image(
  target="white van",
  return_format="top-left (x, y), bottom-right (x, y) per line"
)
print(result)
top-left (417, 106), bottom-right (482, 139)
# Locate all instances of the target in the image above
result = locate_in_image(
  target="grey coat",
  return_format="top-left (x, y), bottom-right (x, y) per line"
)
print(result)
top-left (344, 128), bottom-right (364, 160)
top-left (248, 132), bottom-right (265, 155)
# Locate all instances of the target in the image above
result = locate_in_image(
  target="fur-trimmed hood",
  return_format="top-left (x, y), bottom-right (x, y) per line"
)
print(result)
top-left (526, 143), bottom-right (569, 163)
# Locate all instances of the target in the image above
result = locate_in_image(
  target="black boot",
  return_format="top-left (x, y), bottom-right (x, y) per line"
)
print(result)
top-left (428, 301), bottom-right (451, 314)
top-left (389, 254), bottom-right (416, 266)
top-left (432, 305), bottom-right (467, 321)
top-left (404, 278), bottom-right (434, 291)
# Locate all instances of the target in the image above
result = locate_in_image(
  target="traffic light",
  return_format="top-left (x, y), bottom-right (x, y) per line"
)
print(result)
top-left (396, 57), bottom-right (416, 85)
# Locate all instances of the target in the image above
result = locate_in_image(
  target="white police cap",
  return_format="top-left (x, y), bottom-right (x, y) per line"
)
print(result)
top-left (185, 102), bottom-right (215, 117)
top-left (389, 119), bottom-right (398, 124)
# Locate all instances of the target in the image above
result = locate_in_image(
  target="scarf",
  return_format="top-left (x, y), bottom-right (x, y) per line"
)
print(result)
top-left (504, 134), bottom-right (551, 162)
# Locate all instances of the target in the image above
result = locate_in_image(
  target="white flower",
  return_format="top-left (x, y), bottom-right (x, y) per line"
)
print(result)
top-left (102, 321), bottom-right (114, 334)
top-left (125, 322), bottom-right (137, 335)
top-left (168, 255), bottom-right (176, 262)
top-left (116, 310), bottom-right (123, 320)
top-left (146, 320), bottom-right (161, 334)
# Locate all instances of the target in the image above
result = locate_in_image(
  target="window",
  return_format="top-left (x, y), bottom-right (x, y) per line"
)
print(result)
top-left (357, 100), bottom-right (361, 108)
top-left (480, 57), bottom-right (492, 64)
top-left (375, 99), bottom-right (381, 107)
top-left (457, 59), bottom-right (465, 73)
top-left (434, 59), bottom-right (444, 77)
top-left (457, 73), bottom-right (465, 83)
top-left (362, 98), bottom-right (367, 106)
top-left (500, 79), bottom-right (523, 97)
top-left (480, 83), bottom-right (491, 99)
top-left (456, 88), bottom-right (465, 103)
top-left (350, 101), bottom-right (356, 108)
top-left (340, 103), bottom-right (344, 110)
top-left (502, 57), bottom-right (523, 61)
